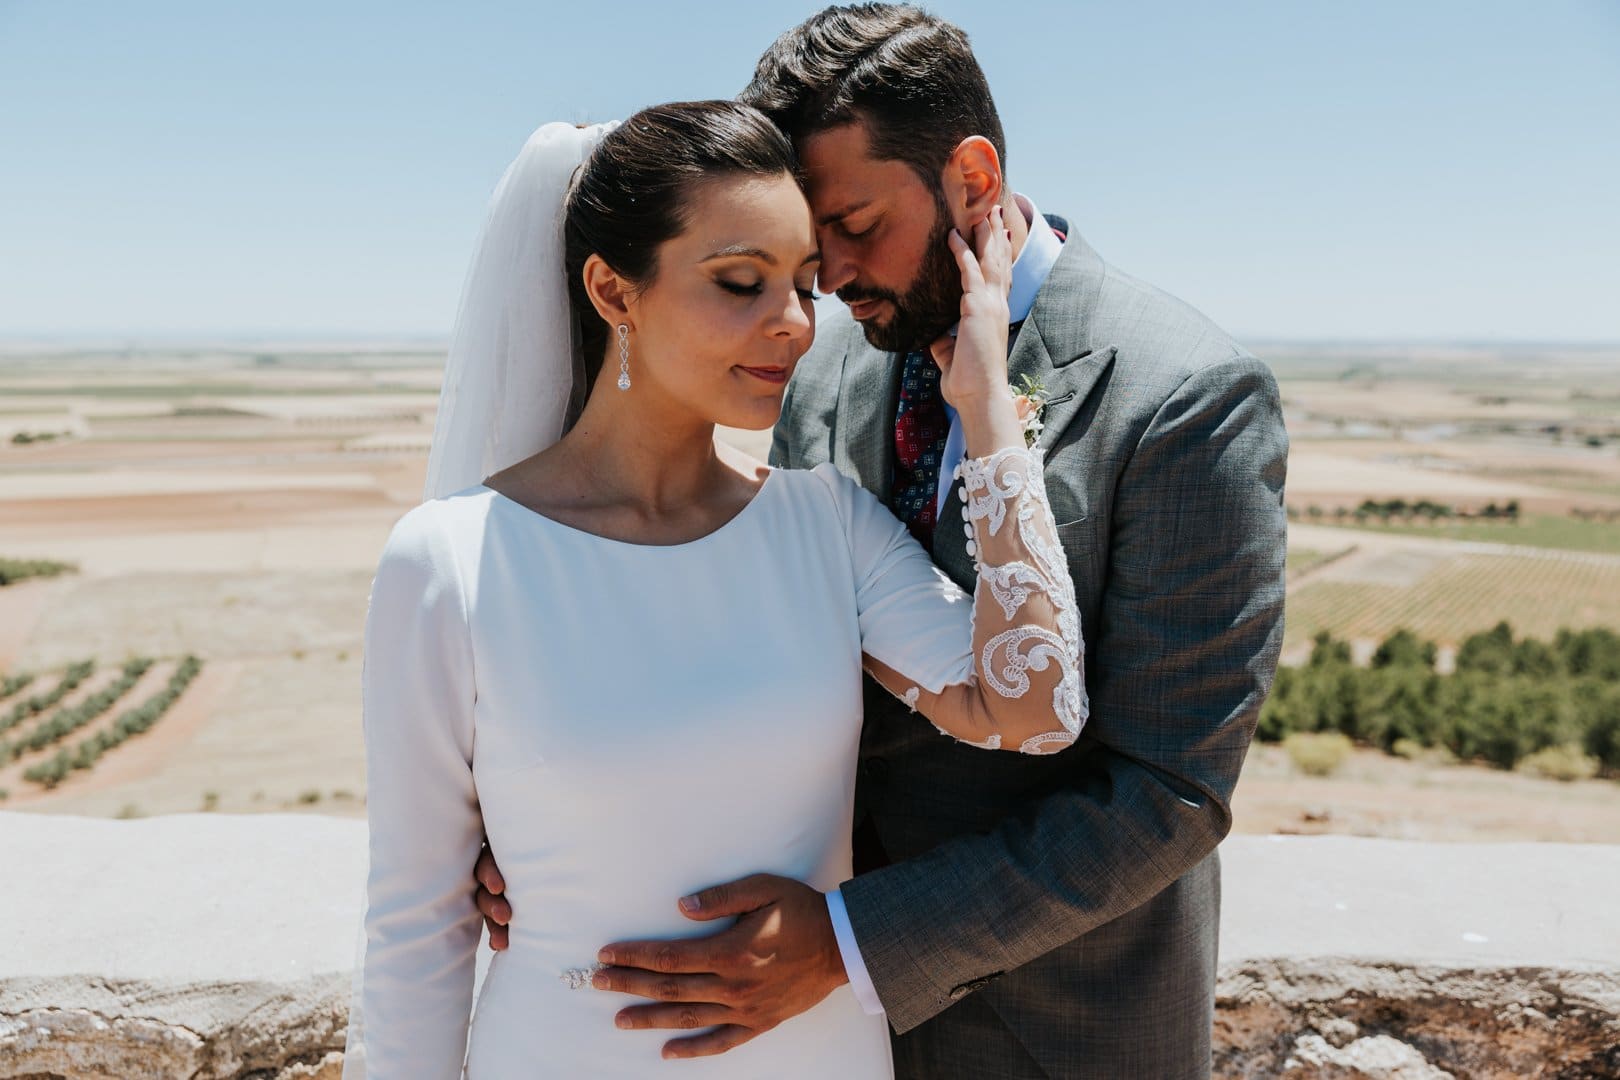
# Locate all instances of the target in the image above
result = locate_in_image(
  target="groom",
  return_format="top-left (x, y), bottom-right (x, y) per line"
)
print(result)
top-left (472, 6), bottom-right (1287, 1077)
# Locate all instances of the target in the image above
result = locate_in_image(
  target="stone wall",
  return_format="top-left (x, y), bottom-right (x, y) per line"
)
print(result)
top-left (3, 814), bottom-right (1616, 1079)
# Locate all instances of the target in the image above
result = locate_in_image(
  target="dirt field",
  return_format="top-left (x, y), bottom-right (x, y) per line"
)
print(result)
top-left (1, 343), bottom-right (1616, 838)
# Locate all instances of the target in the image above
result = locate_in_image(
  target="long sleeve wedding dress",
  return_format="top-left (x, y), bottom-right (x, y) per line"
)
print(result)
top-left (355, 446), bottom-right (1085, 1078)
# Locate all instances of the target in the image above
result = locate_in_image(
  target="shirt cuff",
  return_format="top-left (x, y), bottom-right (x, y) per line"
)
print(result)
top-left (826, 887), bottom-right (885, 1016)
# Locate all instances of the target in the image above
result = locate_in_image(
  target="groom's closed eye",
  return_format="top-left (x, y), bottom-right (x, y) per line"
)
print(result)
top-left (835, 216), bottom-right (878, 240)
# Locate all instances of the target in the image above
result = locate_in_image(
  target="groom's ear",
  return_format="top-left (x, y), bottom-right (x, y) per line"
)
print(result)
top-left (582, 253), bottom-right (635, 328)
top-left (940, 136), bottom-right (1005, 233)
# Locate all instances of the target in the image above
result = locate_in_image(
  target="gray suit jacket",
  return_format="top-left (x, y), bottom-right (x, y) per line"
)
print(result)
top-left (771, 228), bottom-right (1288, 1080)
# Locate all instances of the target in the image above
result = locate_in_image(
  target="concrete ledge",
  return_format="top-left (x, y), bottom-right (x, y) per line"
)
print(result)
top-left (3, 813), bottom-right (1617, 1079)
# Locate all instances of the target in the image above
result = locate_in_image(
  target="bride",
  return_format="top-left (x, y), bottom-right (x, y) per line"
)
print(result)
top-left (348, 101), bottom-right (1086, 1078)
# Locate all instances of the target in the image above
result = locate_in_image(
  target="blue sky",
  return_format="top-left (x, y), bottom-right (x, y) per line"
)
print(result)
top-left (2, 1), bottom-right (1617, 342)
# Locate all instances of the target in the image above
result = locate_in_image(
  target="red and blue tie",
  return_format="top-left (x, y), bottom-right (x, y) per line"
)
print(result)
top-left (892, 350), bottom-right (949, 550)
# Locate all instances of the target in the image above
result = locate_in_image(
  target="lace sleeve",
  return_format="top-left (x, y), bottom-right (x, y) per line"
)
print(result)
top-left (865, 445), bottom-right (1088, 755)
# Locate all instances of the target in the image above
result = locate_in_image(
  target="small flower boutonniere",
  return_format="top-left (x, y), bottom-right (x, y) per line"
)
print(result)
top-left (1011, 373), bottom-right (1049, 449)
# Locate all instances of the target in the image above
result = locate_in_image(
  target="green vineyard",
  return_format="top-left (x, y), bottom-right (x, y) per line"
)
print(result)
top-left (1, 658), bottom-right (153, 763)
top-left (0, 660), bottom-right (95, 735)
top-left (0, 654), bottom-right (206, 794)
top-left (1285, 551), bottom-right (1620, 649)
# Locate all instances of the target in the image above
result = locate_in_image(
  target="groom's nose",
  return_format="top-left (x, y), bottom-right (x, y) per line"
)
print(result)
top-left (814, 235), bottom-right (858, 296)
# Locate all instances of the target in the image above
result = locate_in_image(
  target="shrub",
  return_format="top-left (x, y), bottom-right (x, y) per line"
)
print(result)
top-left (201, 790), bottom-right (220, 812)
top-left (298, 789), bottom-right (322, 804)
top-left (1391, 737), bottom-right (1426, 760)
top-left (1284, 732), bottom-right (1353, 777)
top-left (1371, 628), bottom-right (1436, 670)
top-left (0, 556), bottom-right (78, 586)
top-left (1517, 745), bottom-right (1600, 783)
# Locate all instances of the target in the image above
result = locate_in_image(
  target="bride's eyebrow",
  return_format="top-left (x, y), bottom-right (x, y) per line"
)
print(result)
top-left (700, 246), bottom-right (822, 266)
top-left (701, 245), bottom-right (778, 264)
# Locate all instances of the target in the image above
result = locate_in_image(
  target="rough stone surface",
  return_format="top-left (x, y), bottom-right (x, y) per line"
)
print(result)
top-left (1214, 836), bottom-right (1620, 1078)
top-left (3, 813), bottom-right (1618, 1078)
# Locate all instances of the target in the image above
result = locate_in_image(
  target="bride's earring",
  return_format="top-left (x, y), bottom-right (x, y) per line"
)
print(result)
top-left (616, 324), bottom-right (631, 391)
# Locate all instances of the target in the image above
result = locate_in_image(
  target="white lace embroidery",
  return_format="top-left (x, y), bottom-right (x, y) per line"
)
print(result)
top-left (902, 686), bottom-right (920, 712)
top-left (955, 445), bottom-right (1088, 756)
top-left (938, 723), bottom-right (1002, 751)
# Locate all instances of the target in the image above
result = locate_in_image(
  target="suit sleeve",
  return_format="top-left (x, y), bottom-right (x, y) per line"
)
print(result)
top-left (838, 354), bottom-right (1288, 1032)
top-left (356, 502), bottom-right (485, 1076)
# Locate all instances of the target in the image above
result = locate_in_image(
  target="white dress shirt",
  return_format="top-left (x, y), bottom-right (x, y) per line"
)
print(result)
top-left (828, 193), bottom-right (1067, 1016)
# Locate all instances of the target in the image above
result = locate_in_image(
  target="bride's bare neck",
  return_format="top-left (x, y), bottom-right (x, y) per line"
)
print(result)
top-left (484, 369), bottom-right (764, 535)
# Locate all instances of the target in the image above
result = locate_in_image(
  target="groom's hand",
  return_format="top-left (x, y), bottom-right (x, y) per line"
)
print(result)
top-left (593, 873), bottom-right (848, 1059)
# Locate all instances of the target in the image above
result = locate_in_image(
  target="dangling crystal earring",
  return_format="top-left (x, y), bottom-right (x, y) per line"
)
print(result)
top-left (616, 324), bottom-right (632, 391)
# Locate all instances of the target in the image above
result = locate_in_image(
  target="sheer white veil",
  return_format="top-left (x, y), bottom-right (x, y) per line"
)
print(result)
top-left (422, 119), bottom-right (621, 502)
top-left (343, 119), bottom-right (619, 1079)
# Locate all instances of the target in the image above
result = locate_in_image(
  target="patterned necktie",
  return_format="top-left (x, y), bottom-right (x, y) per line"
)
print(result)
top-left (892, 350), bottom-right (949, 549)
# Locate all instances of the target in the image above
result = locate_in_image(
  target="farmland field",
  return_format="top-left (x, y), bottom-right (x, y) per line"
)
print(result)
top-left (1327, 513), bottom-right (1620, 555)
top-left (1284, 549), bottom-right (1620, 650)
top-left (1, 339), bottom-right (1617, 839)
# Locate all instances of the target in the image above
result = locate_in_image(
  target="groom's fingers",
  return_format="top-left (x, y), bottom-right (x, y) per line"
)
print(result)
top-left (598, 936), bottom-right (717, 974)
top-left (611, 1001), bottom-right (734, 1032)
top-left (678, 872), bottom-right (779, 919)
top-left (592, 967), bottom-right (732, 1004)
top-left (663, 1024), bottom-right (759, 1060)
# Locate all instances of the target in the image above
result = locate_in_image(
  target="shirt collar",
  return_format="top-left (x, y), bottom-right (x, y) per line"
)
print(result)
top-left (1007, 192), bottom-right (1061, 324)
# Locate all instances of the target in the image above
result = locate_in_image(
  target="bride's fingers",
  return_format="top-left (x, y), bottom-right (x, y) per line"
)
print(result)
top-left (978, 205), bottom-right (1012, 294)
top-left (947, 228), bottom-right (985, 295)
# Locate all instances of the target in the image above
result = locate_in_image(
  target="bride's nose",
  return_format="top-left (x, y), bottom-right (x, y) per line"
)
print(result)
top-left (768, 287), bottom-right (813, 339)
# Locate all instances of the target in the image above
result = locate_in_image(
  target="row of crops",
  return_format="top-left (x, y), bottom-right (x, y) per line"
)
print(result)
top-left (1, 660), bottom-right (95, 735)
top-left (0, 658), bottom-right (153, 763)
top-left (22, 656), bottom-right (205, 789)
top-left (0, 655), bottom-right (206, 793)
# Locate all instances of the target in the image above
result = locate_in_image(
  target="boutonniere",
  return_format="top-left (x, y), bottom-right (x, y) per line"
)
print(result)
top-left (1011, 373), bottom-right (1049, 448)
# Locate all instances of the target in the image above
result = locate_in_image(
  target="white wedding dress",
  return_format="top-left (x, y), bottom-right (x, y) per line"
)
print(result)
top-left (357, 454), bottom-right (1090, 1078)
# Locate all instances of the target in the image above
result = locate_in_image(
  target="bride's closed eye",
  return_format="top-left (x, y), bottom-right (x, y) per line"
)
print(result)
top-left (717, 279), bottom-right (821, 301)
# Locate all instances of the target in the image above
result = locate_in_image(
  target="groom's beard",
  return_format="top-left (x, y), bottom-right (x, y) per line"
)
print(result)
top-left (838, 196), bottom-right (962, 355)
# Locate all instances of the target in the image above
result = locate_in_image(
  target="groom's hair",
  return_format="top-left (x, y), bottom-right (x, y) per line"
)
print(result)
top-left (740, 4), bottom-right (1006, 191)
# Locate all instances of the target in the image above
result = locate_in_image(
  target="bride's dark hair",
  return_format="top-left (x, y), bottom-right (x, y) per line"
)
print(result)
top-left (562, 100), bottom-right (797, 423)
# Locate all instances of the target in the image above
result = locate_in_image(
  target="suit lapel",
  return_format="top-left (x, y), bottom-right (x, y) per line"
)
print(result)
top-left (1011, 230), bottom-right (1116, 453)
top-left (833, 335), bottom-right (902, 505)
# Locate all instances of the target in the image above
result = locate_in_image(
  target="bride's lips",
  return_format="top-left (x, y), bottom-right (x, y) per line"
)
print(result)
top-left (738, 364), bottom-right (789, 385)
top-left (846, 299), bottom-right (885, 321)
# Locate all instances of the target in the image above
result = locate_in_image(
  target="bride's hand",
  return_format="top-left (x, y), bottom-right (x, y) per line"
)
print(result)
top-left (931, 203), bottom-right (1013, 410)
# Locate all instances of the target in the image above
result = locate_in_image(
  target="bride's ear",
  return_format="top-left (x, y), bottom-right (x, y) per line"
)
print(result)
top-left (582, 254), bottom-right (635, 330)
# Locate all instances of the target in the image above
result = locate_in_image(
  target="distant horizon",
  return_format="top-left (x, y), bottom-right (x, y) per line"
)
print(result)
top-left (3, 332), bottom-right (1619, 353)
